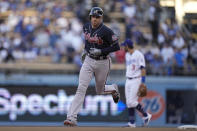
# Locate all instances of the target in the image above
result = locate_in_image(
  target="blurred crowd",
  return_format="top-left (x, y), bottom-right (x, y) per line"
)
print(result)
top-left (113, 0), bottom-right (197, 76)
top-left (0, 0), bottom-right (197, 75)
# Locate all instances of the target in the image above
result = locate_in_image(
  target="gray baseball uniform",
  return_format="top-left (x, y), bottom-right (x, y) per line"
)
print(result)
top-left (65, 7), bottom-right (120, 125)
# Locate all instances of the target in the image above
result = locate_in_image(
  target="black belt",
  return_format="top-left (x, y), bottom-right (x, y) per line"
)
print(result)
top-left (87, 54), bottom-right (108, 60)
top-left (127, 76), bottom-right (140, 80)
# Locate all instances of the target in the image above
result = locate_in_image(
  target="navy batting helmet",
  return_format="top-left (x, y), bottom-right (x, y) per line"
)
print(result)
top-left (89, 7), bottom-right (103, 18)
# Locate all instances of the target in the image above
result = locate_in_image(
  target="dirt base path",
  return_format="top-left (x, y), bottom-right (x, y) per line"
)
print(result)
top-left (0, 127), bottom-right (186, 131)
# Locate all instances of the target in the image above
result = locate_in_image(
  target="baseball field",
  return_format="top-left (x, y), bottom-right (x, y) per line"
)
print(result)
top-left (0, 127), bottom-right (192, 131)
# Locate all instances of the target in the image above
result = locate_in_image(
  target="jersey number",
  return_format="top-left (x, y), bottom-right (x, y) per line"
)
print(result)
top-left (131, 65), bottom-right (135, 70)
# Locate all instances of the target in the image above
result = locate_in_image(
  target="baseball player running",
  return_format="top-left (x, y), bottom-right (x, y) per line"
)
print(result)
top-left (121, 39), bottom-right (152, 127)
top-left (64, 7), bottom-right (120, 126)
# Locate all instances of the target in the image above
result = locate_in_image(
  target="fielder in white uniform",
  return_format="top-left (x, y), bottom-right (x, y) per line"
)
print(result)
top-left (121, 39), bottom-right (152, 127)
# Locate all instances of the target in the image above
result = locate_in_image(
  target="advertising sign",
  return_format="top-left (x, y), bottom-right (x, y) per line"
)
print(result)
top-left (0, 86), bottom-right (127, 122)
top-left (139, 90), bottom-right (165, 120)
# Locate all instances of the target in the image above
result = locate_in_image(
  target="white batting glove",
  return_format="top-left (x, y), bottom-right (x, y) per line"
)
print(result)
top-left (81, 50), bottom-right (87, 63)
top-left (89, 48), bottom-right (101, 56)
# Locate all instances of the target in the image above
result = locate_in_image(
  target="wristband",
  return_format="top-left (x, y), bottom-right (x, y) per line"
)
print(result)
top-left (141, 76), bottom-right (145, 83)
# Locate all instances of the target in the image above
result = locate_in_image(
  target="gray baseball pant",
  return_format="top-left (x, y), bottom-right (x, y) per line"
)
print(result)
top-left (67, 55), bottom-right (116, 122)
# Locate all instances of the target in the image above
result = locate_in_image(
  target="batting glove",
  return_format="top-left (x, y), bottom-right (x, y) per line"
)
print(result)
top-left (89, 48), bottom-right (101, 56)
top-left (81, 50), bottom-right (87, 63)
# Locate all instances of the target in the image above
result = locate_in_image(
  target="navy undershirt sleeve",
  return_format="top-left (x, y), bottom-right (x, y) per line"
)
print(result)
top-left (101, 43), bottom-right (120, 56)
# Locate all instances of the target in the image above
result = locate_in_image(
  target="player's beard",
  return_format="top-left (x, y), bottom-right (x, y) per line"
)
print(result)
top-left (93, 21), bottom-right (97, 26)
top-left (91, 19), bottom-right (102, 29)
top-left (124, 47), bottom-right (128, 52)
top-left (92, 21), bottom-right (99, 28)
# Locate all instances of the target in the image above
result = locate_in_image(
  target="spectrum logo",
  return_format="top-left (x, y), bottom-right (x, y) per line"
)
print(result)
top-left (80, 95), bottom-right (126, 116)
top-left (0, 88), bottom-right (126, 121)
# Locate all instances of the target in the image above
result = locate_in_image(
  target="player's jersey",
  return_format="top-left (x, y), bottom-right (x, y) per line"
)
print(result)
top-left (125, 50), bottom-right (145, 78)
top-left (83, 22), bottom-right (119, 56)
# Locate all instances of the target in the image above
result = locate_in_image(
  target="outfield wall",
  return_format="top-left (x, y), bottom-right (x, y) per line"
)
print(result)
top-left (0, 73), bottom-right (196, 126)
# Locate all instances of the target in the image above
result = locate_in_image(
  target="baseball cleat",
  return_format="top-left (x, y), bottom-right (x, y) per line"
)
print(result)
top-left (142, 113), bottom-right (152, 126)
top-left (112, 84), bottom-right (120, 103)
top-left (64, 119), bottom-right (77, 127)
top-left (128, 122), bottom-right (136, 128)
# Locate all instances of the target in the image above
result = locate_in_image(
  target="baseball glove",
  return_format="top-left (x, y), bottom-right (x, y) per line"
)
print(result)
top-left (137, 83), bottom-right (147, 97)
